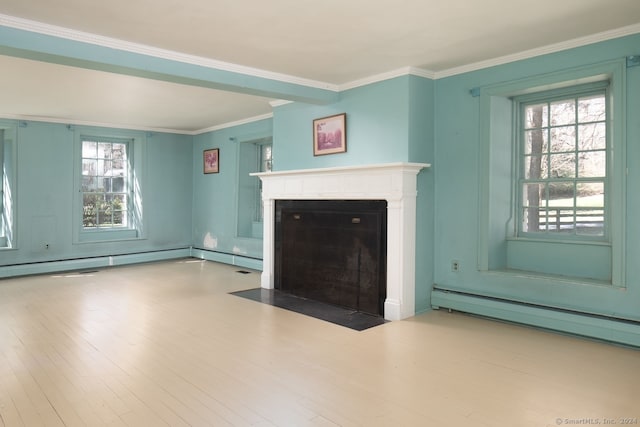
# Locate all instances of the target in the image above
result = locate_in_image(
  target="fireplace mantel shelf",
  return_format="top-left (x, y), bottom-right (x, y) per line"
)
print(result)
top-left (255, 161), bottom-right (430, 321)
top-left (251, 162), bottom-right (430, 178)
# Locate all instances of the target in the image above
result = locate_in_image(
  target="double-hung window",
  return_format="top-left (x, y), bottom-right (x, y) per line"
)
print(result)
top-left (81, 137), bottom-right (131, 230)
top-left (517, 83), bottom-right (608, 240)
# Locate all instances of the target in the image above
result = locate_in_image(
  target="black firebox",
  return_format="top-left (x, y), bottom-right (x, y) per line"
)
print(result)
top-left (274, 200), bottom-right (387, 317)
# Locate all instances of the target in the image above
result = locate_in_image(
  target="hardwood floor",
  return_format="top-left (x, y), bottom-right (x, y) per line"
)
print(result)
top-left (0, 259), bottom-right (638, 426)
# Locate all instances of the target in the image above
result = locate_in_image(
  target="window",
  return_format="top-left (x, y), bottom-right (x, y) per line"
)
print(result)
top-left (477, 60), bottom-right (625, 285)
top-left (237, 137), bottom-right (272, 239)
top-left (81, 138), bottom-right (131, 230)
top-left (0, 124), bottom-right (16, 249)
top-left (74, 129), bottom-right (144, 243)
top-left (517, 84), bottom-right (608, 239)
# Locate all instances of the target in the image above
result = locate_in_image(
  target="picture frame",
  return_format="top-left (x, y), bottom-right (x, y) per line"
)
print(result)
top-left (313, 113), bottom-right (347, 156)
top-left (203, 148), bottom-right (219, 174)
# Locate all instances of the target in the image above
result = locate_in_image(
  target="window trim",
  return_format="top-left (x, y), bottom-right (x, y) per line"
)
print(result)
top-left (73, 128), bottom-right (146, 244)
top-left (477, 59), bottom-right (626, 287)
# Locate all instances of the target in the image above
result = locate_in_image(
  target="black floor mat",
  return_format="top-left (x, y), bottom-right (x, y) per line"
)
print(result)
top-left (230, 288), bottom-right (387, 331)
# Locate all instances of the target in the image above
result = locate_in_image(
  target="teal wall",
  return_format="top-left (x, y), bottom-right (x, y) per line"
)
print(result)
top-left (0, 121), bottom-right (193, 267)
top-left (273, 76), bottom-right (413, 170)
top-left (191, 118), bottom-right (272, 260)
top-left (433, 33), bottom-right (640, 322)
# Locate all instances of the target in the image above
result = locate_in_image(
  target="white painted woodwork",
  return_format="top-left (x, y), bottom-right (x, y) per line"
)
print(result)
top-left (254, 162), bottom-right (430, 321)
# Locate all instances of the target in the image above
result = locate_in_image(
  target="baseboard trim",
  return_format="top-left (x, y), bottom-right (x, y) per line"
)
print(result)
top-left (0, 248), bottom-right (192, 278)
top-left (431, 288), bottom-right (640, 347)
top-left (190, 248), bottom-right (263, 271)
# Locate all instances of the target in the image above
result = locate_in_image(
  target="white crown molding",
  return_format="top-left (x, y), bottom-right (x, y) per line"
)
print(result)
top-left (0, 13), bottom-right (339, 92)
top-left (435, 23), bottom-right (640, 79)
top-left (339, 67), bottom-right (436, 91)
top-left (193, 113), bottom-right (274, 135)
top-left (2, 112), bottom-right (276, 135)
top-left (1, 113), bottom-right (193, 135)
top-left (269, 100), bottom-right (294, 108)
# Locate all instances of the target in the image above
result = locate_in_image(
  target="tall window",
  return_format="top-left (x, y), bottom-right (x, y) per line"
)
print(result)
top-left (81, 137), bottom-right (131, 230)
top-left (237, 137), bottom-right (271, 239)
top-left (518, 84), bottom-right (608, 239)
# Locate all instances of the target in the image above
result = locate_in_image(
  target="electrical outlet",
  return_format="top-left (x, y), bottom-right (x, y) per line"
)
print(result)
top-left (451, 260), bottom-right (460, 272)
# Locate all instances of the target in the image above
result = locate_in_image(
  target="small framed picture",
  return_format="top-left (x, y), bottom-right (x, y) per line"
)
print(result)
top-left (313, 113), bottom-right (347, 156)
top-left (203, 148), bottom-right (219, 174)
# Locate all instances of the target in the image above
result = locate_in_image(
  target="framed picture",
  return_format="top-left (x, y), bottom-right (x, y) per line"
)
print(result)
top-left (313, 113), bottom-right (347, 156)
top-left (203, 148), bottom-right (219, 174)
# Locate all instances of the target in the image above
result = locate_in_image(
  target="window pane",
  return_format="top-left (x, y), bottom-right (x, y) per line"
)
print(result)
top-left (82, 159), bottom-right (97, 177)
top-left (83, 194), bottom-right (98, 227)
top-left (549, 153), bottom-right (576, 178)
top-left (111, 194), bottom-right (127, 226)
top-left (97, 159), bottom-right (107, 181)
top-left (524, 129), bottom-right (548, 155)
top-left (102, 177), bottom-right (112, 192)
top-left (576, 208), bottom-right (604, 236)
top-left (522, 183), bottom-right (545, 207)
top-left (524, 103), bottom-right (548, 129)
top-left (548, 181), bottom-right (574, 202)
top-left (524, 155), bottom-right (548, 179)
top-left (97, 207), bottom-right (109, 226)
top-left (98, 143), bottom-right (112, 159)
top-left (550, 100), bottom-right (576, 126)
top-left (82, 176), bottom-right (98, 192)
top-left (576, 182), bottom-right (604, 207)
top-left (550, 126), bottom-right (575, 153)
top-left (578, 151), bottom-right (605, 178)
top-left (112, 143), bottom-right (126, 160)
top-left (522, 207), bottom-right (545, 232)
top-left (578, 94), bottom-right (606, 123)
top-left (578, 123), bottom-right (606, 150)
top-left (82, 141), bottom-right (97, 158)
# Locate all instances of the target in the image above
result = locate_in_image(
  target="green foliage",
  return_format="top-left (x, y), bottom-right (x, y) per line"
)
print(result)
top-left (83, 193), bottom-right (125, 228)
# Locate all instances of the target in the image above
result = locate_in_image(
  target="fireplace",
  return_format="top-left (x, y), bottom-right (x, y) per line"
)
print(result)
top-left (275, 199), bottom-right (387, 316)
top-left (253, 162), bottom-right (429, 321)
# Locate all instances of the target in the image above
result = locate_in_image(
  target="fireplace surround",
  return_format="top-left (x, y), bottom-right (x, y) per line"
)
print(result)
top-left (253, 162), bottom-right (429, 321)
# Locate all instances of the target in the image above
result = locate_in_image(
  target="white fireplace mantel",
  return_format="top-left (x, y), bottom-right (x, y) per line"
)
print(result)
top-left (252, 162), bottom-right (430, 321)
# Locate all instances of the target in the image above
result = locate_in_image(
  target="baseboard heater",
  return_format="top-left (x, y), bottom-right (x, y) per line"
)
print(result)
top-left (431, 287), bottom-right (640, 347)
top-left (0, 248), bottom-right (191, 279)
top-left (190, 247), bottom-right (263, 271)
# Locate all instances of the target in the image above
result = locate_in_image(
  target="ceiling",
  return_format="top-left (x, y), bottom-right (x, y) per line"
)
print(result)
top-left (1, 0), bottom-right (639, 133)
